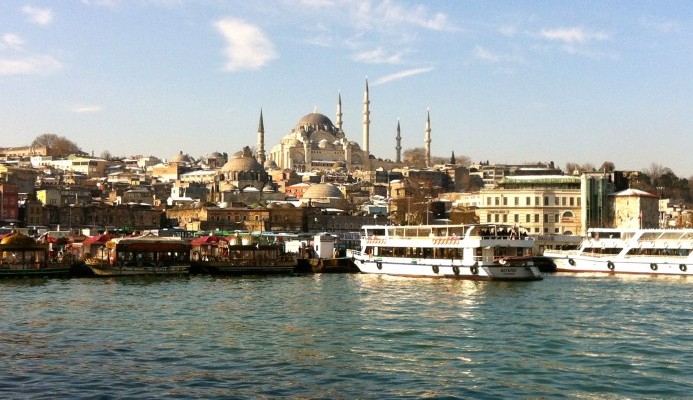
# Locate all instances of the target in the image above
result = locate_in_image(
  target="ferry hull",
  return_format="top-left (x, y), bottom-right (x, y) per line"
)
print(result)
top-left (86, 262), bottom-right (190, 277)
top-left (553, 256), bottom-right (693, 276)
top-left (352, 257), bottom-right (542, 281)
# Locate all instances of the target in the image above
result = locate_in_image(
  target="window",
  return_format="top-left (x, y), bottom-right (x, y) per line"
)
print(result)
top-left (555, 228), bottom-right (560, 233)
top-left (514, 197), bottom-right (519, 206)
top-left (534, 214), bottom-right (539, 223)
top-left (562, 197), bottom-right (566, 206)
top-left (526, 197), bottom-right (531, 206)
top-left (535, 196), bottom-right (540, 206)
top-left (525, 214), bottom-right (530, 223)
top-left (544, 214), bottom-right (548, 223)
top-left (577, 198), bottom-right (581, 206)
top-left (544, 197), bottom-right (549, 206)
top-left (495, 197), bottom-right (499, 206)
top-left (503, 214), bottom-right (507, 223)
top-left (494, 214), bottom-right (499, 223)
top-left (555, 214), bottom-right (559, 223)
top-left (554, 197), bottom-right (559, 205)
top-left (503, 197), bottom-right (508, 206)
top-left (514, 214), bottom-right (519, 223)
top-left (570, 197), bottom-right (574, 206)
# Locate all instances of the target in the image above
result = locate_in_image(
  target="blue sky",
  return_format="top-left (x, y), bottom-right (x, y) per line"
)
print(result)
top-left (1, 1), bottom-right (691, 177)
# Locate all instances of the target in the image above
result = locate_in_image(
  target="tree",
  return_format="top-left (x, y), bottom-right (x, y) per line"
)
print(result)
top-left (100, 150), bottom-right (112, 160)
top-left (600, 161), bottom-right (615, 173)
top-left (565, 162), bottom-right (580, 175)
top-left (402, 148), bottom-right (426, 168)
top-left (643, 163), bottom-right (670, 183)
top-left (32, 133), bottom-right (82, 158)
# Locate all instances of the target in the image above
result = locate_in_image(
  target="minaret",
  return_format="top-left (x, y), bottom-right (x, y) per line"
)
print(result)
top-left (425, 108), bottom-right (431, 168)
top-left (395, 119), bottom-right (402, 163)
top-left (362, 79), bottom-right (370, 155)
top-left (257, 109), bottom-right (266, 165)
top-left (336, 92), bottom-right (343, 131)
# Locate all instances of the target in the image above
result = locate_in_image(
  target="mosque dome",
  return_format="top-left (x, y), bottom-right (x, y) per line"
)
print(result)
top-left (296, 112), bottom-right (335, 131)
top-left (303, 183), bottom-right (344, 199)
top-left (170, 151), bottom-right (192, 164)
top-left (207, 151), bottom-right (224, 159)
top-left (221, 147), bottom-right (264, 173)
top-left (264, 159), bottom-right (278, 169)
top-left (318, 139), bottom-right (330, 149)
top-left (219, 182), bottom-right (237, 191)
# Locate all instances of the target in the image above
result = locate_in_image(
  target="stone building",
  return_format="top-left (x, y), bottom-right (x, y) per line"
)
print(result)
top-left (612, 188), bottom-right (659, 229)
top-left (477, 175), bottom-right (583, 235)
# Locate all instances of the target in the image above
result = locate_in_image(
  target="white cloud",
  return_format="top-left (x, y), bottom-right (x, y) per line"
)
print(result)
top-left (639, 17), bottom-right (680, 34)
top-left (0, 55), bottom-right (62, 75)
top-left (474, 46), bottom-right (501, 63)
top-left (22, 6), bottom-right (54, 26)
top-left (71, 105), bottom-right (103, 113)
top-left (540, 27), bottom-right (609, 44)
top-left (214, 18), bottom-right (278, 72)
top-left (372, 66), bottom-right (433, 85)
top-left (353, 47), bottom-right (405, 64)
top-left (1, 33), bottom-right (25, 50)
top-left (354, 0), bottom-right (456, 32)
top-left (499, 26), bottom-right (517, 37)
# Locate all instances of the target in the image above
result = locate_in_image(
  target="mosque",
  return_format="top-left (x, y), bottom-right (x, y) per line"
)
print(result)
top-left (257, 80), bottom-right (433, 172)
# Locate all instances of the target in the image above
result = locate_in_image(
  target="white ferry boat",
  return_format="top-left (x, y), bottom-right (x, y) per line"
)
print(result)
top-left (347, 224), bottom-right (542, 281)
top-left (543, 228), bottom-right (693, 276)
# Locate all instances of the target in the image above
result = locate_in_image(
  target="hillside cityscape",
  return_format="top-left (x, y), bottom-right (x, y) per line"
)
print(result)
top-left (1, 97), bottom-right (691, 236)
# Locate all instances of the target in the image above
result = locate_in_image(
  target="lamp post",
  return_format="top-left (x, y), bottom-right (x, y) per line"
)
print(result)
top-left (425, 196), bottom-right (431, 225)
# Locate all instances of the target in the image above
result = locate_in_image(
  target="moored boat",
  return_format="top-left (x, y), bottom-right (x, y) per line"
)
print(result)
top-left (0, 231), bottom-right (71, 278)
top-left (84, 235), bottom-right (191, 276)
top-left (543, 228), bottom-right (693, 276)
top-left (347, 224), bottom-right (542, 281)
top-left (190, 234), bottom-right (297, 275)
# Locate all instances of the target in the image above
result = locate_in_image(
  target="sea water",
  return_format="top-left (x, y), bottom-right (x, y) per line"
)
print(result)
top-left (0, 273), bottom-right (691, 399)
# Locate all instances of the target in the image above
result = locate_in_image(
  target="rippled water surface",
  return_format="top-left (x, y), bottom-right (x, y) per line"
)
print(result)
top-left (0, 273), bottom-right (691, 399)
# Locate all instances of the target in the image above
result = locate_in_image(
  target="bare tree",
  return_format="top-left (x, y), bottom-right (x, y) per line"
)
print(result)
top-left (402, 148), bottom-right (426, 168)
top-left (32, 133), bottom-right (82, 158)
top-left (643, 163), bottom-right (670, 183)
top-left (600, 161), bottom-right (615, 173)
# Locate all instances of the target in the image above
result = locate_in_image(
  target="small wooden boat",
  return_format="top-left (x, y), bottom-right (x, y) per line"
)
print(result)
top-left (0, 231), bottom-right (71, 278)
top-left (190, 234), bottom-right (297, 275)
top-left (84, 235), bottom-right (191, 276)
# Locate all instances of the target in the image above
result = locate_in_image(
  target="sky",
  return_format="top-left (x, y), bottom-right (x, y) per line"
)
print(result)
top-left (1, 1), bottom-right (691, 177)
